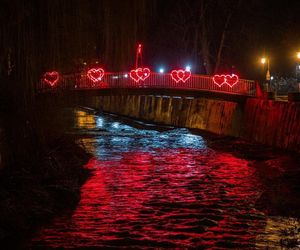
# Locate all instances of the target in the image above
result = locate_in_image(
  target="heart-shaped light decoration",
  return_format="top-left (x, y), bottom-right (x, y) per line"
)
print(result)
top-left (87, 68), bottom-right (105, 82)
top-left (212, 74), bottom-right (226, 87)
top-left (43, 71), bottom-right (59, 87)
top-left (170, 70), bottom-right (191, 83)
top-left (129, 67), bottom-right (151, 82)
top-left (213, 74), bottom-right (239, 87)
top-left (225, 74), bottom-right (239, 87)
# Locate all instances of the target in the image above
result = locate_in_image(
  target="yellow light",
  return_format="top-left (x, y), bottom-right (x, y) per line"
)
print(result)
top-left (297, 52), bottom-right (300, 59)
top-left (261, 58), bottom-right (266, 64)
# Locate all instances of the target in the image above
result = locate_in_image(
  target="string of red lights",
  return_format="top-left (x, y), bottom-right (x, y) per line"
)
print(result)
top-left (43, 43), bottom-right (240, 88)
top-left (43, 68), bottom-right (240, 88)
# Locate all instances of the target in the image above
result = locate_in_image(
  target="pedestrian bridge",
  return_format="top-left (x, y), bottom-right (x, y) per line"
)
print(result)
top-left (36, 70), bottom-right (300, 152)
top-left (37, 71), bottom-right (258, 98)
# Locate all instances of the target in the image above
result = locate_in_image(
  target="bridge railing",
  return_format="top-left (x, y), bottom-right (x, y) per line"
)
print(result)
top-left (37, 72), bottom-right (257, 96)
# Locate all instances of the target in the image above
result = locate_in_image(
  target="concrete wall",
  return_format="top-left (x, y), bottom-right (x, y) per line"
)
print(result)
top-left (82, 95), bottom-right (300, 152)
top-left (85, 95), bottom-right (243, 137)
top-left (243, 98), bottom-right (300, 151)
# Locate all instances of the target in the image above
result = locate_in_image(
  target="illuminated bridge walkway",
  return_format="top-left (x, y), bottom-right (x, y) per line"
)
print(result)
top-left (37, 71), bottom-right (258, 98)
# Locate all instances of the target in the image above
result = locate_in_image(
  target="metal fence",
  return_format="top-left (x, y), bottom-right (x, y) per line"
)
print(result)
top-left (269, 77), bottom-right (299, 94)
top-left (37, 72), bottom-right (257, 96)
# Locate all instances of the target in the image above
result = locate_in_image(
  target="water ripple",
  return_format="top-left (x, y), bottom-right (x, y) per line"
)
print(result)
top-left (28, 109), bottom-right (300, 249)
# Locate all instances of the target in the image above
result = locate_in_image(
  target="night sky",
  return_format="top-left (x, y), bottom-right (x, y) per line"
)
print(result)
top-left (146, 0), bottom-right (300, 78)
top-left (1, 0), bottom-right (300, 80)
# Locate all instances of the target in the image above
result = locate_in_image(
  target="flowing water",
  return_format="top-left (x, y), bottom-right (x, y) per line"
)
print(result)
top-left (28, 108), bottom-right (300, 249)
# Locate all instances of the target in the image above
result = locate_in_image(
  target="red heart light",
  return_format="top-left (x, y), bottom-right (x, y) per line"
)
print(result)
top-left (170, 70), bottom-right (191, 83)
top-left (43, 71), bottom-right (59, 87)
top-left (225, 74), bottom-right (239, 87)
top-left (213, 74), bottom-right (239, 87)
top-left (212, 74), bottom-right (226, 87)
top-left (130, 67), bottom-right (151, 82)
top-left (87, 68), bottom-right (105, 82)
top-left (129, 70), bottom-right (139, 82)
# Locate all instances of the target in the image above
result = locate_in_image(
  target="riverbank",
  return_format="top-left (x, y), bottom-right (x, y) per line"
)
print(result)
top-left (0, 135), bottom-right (91, 246)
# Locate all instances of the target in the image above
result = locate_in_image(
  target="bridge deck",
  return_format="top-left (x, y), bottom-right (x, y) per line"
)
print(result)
top-left (37, 72), bottom-right (258, 97)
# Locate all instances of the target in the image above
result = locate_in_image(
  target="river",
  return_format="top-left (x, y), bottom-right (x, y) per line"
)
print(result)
top-left (28, 108), bottom-right (300, 249)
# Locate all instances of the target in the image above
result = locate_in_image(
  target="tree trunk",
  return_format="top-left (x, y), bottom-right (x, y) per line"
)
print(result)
top-left (201, 20), bottom-right (213, 75)
top-left (214, 13), bottom-right (232, 73)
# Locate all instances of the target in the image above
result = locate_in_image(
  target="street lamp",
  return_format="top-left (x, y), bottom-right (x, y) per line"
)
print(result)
top-left (296, 52), bottom-right (300, 91)
top-left (261, 57), bottom-right (270, 91)
top-left (296, 52), bottom-right (300, 77)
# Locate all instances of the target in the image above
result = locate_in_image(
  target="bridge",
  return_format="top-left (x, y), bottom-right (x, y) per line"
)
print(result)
top-left (35, 69), bottom-right (299, 152)
top-left (37, 70), bottom-right (258, 98)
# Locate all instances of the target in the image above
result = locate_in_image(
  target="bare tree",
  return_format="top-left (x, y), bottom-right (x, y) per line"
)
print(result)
top-left (162, 0), bottom-right (247, 75)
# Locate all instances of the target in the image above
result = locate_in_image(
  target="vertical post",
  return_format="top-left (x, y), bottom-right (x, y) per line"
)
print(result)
top-left (296, 63), bottom-right (299, 92)
top-left (135, 44), bottom-right (143, 68)
top-left (296, 62), bottom-right (300, 92)
top-left (296, 52), bottom-right (300, 92)
top-left (266, 59), bottom-right (270, 92)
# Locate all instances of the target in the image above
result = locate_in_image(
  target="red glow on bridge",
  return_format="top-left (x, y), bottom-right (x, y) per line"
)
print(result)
top-left (38, 70), bottom-right (255, 97)
top-left (87, 68), bottom-right (105, 82)
top-left (225, 74), bottom-right (239, 87)
top-left (213, 74), bottom-right (226, 87)
top-left (129, 67), bottom-right (151, 82)
top-left (170, 69), bottom-right (191, 83)
top-left (213, 74), bottom-right (239, 88)
top-left (43, 71), bottom-right (59, 87)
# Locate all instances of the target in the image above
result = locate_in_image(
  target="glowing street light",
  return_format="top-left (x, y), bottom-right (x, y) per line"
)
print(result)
top-left (260, 57), bottom-right (270, 91)
top-left (185, 65), bottom-right (191, 72)
top-left (159, 68), bottom-right (164, 73)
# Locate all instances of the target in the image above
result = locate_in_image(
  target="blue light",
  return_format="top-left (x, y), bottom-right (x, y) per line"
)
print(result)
top-left (185, 65), bottom-right (191, 72)
top-left (159, 68), bottom-right (164, 73)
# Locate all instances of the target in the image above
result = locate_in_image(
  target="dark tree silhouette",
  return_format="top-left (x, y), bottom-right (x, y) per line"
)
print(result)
top-left (0, 0), bottom-right (150, 169)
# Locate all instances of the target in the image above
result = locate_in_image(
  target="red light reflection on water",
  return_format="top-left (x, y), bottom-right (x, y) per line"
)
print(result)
top-left (30, 149), bottom-right (266, 248)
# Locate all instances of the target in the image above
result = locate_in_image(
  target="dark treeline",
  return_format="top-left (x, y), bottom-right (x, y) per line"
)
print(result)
top-left (0, 0), bottom-right (151, 169)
